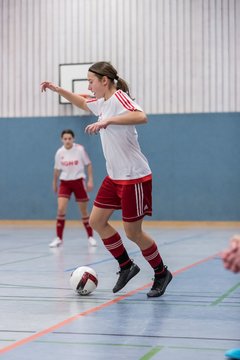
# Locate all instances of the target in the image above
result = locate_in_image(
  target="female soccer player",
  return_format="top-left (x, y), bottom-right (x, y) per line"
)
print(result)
top-left (50, 129), bottom-right (96, 248)
top-left (41, 61), bottom-right (172, 297)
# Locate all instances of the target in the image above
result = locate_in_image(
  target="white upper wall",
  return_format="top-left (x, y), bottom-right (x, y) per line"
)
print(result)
top-left (1, 0), bottom-right (240, 117)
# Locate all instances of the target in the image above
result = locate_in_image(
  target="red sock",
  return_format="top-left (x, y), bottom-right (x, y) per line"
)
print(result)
top-left (56, 214), bottom-right (65, 240)
top-left (142, 242), bottom-right (165, 275)
top-left (102, 232), bottom-right (131, 269)
top-left (82, 216), bottom-right (93, 237)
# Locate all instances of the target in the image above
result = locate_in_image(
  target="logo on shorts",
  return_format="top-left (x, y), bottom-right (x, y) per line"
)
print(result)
top-left (144, 205), bottom-right (148, 210)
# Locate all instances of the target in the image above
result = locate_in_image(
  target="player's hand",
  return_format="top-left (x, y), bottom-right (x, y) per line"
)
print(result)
top-left (41, 81), bottom-right (58, 93)
top-left (223, 248), bottom-right (240, 273)
top-left (85, 120), bottom-right (108, 135)
top-left (222, 234), bottom-right (240, 273)
top-left (52, 182), bottom-right (58, 193)
top-left (86, 180), bottom-right (94, 192)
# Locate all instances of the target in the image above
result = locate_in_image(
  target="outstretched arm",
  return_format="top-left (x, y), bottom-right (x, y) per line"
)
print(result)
top-left (40, 81), bottom-right (90, 112)
top-left (85, 110), bottom-right (147, 134)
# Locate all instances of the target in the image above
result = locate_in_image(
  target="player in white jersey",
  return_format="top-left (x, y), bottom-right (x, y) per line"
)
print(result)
top-left (49, 129), bottom-right (97, 248)
top-left (41, 61), bottom-right (172, 297)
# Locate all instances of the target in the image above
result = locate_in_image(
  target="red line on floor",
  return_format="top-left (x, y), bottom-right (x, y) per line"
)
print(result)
top-left (0, 252), bottom-right (220, 355)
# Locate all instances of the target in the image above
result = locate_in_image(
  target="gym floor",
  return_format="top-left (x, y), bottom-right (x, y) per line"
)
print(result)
top-left (0, 221), bottom-right (239, 359)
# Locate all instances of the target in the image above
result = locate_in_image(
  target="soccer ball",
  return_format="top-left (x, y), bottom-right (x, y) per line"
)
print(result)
top-left (70, 266), bottom-right (98, 295)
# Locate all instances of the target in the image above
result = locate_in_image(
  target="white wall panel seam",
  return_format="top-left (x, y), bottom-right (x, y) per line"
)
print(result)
top-left (0, 0), bottom-right (239, 117)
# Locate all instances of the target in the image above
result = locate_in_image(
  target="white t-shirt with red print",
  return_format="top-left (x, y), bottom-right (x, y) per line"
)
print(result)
top-left (86, 90), bottom-right (151, 183)
top-left (54, 143), bottom-right (91, 180)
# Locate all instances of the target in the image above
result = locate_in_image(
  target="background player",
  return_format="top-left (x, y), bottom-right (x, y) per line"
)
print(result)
top-left (50, 129), bottom-right (96, 248)
top-left (41, 61), bottom-right (172, 297)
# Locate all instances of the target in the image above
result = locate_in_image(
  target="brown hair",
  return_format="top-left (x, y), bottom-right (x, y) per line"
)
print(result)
top-left (61, 129), bottom-right (75, 138)
top-left (88, 61), bottom-right (132, 98)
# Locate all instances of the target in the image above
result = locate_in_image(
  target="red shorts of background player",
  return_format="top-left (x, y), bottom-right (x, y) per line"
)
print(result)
top-left (94, 176), bottom-right (152, 222)
top-left (58, 178), bottom-right (89, 202)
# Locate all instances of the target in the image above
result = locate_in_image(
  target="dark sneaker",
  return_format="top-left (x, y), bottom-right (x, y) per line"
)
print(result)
top-left (113, 263), bottom-right (140, 293)
top-left (147, 266), bottom-right (172, 298)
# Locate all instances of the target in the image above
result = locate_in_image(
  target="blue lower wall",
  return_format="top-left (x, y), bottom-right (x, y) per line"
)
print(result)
top-left (0, 113), bottom-right (239, 220)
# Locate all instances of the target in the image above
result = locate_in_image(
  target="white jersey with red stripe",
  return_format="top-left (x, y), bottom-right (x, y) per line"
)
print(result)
top-left (86, 90), bottom-right (152, 182)
top-left (54, 143), bottom-right (91, 180)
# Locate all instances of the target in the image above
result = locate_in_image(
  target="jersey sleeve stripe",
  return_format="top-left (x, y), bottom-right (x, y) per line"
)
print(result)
top-left (115, 91), bottom-right (135, 111)
top-left (86, 98), bottom-right (98, 103)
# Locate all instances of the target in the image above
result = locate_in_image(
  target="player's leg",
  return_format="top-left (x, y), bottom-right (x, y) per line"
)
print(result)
top-left (123, 219), bottom-right (172, 297)
top-left (77, 200), bottom-right (97, 246)
top-left (49, 179), bottom-right (71, 247)
top-left (73, 178), bottom-right (96, 246)
top-left (90, 176), bottom-right (140, 292)
top-left (121, 180), bottom-right (172, 297)
top-left (89, 205), bottom-right (115, 238)
top-left (90, 205), bottom-right (140, 293)
top-left (49, 197), bottom-right (68, 247)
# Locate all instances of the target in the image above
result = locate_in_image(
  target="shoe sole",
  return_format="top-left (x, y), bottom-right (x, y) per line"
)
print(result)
top-left (88, 242), bottom-right (97, 247)
top-left (113, 265), bottom-right (140, 293)
top-left (49, 242), bottom-right (62, 248)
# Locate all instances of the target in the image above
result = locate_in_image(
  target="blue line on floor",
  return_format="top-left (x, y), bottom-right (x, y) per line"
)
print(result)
top-left (64, 250), bottom-right (140, 272)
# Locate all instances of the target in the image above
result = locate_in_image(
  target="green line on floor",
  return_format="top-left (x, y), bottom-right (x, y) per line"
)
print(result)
top-left (36, 340), bottom-right (151, 348)
top-left (34, 341), bottom-right (230, 353)
top-left (139, 346), bottom-right (164, 359)
top-left (210, 282), bottom-right (240, 306)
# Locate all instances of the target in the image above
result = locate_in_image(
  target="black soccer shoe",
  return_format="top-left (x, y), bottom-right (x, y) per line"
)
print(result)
top-left (112, 263), bottom-right (140, 293)
top-left (147, 266), bottom-right (172, 298)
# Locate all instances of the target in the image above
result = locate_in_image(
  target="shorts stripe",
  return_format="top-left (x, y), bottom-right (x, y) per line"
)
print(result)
top-left (135, 183), bottom-right (144, 216)
top-left (94, 176), bottom-right (152, 223)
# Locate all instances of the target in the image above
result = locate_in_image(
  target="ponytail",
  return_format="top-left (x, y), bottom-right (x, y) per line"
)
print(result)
top-left (89, 61), bottom-right (133, 99)
top-left (116, 77), bottom-right (132, 98)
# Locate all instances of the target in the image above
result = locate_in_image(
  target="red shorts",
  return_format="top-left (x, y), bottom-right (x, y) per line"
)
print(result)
top-left (94, 176), bottom-right (152, 222)
top-left (58, 178), bottom-right (89, 202)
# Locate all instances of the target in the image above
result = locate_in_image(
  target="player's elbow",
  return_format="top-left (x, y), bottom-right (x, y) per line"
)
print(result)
top-left (140, 112), bottom-right (148, 124)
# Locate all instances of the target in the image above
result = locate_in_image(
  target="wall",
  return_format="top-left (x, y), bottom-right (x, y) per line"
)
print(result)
top-left (1, 0), bottom-right (240, 220)
top-left (1, 0), bottom-right (240, 116)
top-left (0, 113), bottom-right (239, 220)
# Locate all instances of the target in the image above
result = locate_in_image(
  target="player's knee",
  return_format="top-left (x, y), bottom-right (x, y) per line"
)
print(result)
top-left (125, 228), bottom-right (141, 242)
top-left (88, 216), bottom-right (95, 229)
top-left (57, 208), bottom-right (65, 216)
top-left (89, 215), bottom-right (107, 233)
top-left (89, 215), bottom-right (100, 231)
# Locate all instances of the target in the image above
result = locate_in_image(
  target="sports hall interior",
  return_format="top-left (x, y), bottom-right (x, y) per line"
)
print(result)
top-left (0, 1), bottom-right (239, 359)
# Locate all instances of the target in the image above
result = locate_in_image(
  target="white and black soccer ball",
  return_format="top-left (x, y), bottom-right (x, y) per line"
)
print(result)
top-left (70, 266), bottom-right (98, 295)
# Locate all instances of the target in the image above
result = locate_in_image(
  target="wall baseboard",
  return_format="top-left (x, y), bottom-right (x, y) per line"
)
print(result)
top-left (0, 220), bottom-right (239, 228)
